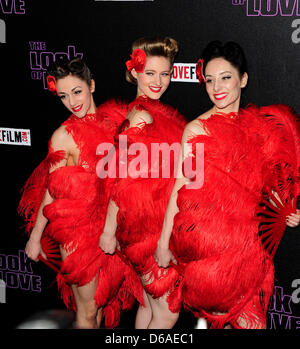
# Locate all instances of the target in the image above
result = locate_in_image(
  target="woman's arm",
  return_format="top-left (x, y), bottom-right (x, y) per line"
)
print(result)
top-left (99, 107), bottom-right (152, 254)
top-left (25, 189), bottom-right (53, 261)
top-left (25, 126), bottom-right (69, 261)
top-left (155, 176), bottom-right (188, 267)
top-left (99, 199), bottom-right (119, 254)
top-left (155, 120), bottom-right (205, 268)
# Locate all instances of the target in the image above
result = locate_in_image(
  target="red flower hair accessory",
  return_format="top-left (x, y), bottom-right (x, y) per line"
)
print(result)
top-left (46, 75), bottom-right (58, 95)
top-left (126, 48), bottom-right (147, 73)
top-left (196, 59), bottom-right (206, 84)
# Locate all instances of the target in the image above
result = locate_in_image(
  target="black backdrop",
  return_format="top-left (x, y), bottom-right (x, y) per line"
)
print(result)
top-left (1, 0), bottom-right (300, 331)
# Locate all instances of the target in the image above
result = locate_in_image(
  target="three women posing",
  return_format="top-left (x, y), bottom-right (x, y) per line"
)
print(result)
top-left (20, 38), bottom-right (300, 330)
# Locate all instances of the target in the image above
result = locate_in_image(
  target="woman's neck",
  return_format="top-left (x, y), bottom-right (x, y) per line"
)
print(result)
top-left (212, 103), bottom-right (240, 115)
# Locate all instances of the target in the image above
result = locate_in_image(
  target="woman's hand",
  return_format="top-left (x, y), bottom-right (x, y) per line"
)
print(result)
top-left (154, 241), bottom-right (177, 268)
top-left (25, 236), bottom-right (47, 262)
top-left (99, 199), bottom-right (119, 255)
top-left (99, 232), bottom-right (117, 255)
top-left (286, 209), bottom-right (300, 228)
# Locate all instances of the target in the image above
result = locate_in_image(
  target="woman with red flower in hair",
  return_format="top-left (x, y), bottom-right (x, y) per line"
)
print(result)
top-left (99, 36), bottom-right (187, 329)
top-left (155, 40), bottom-right (300, 329)
top-left (18, 57), bottom-right (138, 329)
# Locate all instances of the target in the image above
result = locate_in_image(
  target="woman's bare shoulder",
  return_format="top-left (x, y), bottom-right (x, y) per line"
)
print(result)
top-left (184, 108), bottom-right (214, 138)
top-left (50, 125), bottom-right (74, 151)
top-left (127, 107), bottom-right (153, 128)
top-left (183, 114), bottom-right (209, 140)
top-left (196, 109), bottom-right (214, 121)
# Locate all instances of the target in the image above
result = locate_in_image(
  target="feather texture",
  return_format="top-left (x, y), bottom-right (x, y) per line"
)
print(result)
top-left (18, 102), bottom-right (141, 327)
top-left (170, 104), bottom-right (299, 328)
top-left (110, 96), bottom-right (187, 311)
top-left (257, 105), bottom-right (300, 258)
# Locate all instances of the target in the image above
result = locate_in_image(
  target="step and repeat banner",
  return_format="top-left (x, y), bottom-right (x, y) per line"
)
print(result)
top-left (0, 0), bottom-right (300, 330)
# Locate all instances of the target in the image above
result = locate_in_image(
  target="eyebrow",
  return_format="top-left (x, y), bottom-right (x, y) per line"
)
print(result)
top-left (145, 69), bottom-right (171, 73)
top-left (72, 86), bottom-right (81, 91)
top-left (58, 86), bottom-right (81, 95)
top-left (205, 71), bottom-right (232, 77)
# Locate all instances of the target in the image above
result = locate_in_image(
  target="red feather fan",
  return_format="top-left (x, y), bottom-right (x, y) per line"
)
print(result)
top-left (258, 105), bottom-right (300, 258)
top-left (170, 104), bottom-right (299, 329)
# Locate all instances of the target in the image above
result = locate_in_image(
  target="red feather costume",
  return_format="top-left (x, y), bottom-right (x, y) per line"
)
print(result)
top-left (170, 104), bottom-right (300, 328)
top-left (18, 102), bottom-right (143, 328)
top-left (110, 96), bottom-right (186, 310)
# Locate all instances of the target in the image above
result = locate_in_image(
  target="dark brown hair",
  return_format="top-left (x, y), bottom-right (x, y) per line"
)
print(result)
top-left (47, 58), bottom-right (93, 86)
top-left (202, 40), bottom-right (248, 78)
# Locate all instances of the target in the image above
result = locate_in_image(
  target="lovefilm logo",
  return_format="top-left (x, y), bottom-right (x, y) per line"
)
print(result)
top-left (0, 0), bottom-right (26, 44)
top-left (29, 42), bottom-right (83, 90)
top-left (0, 128), bottom-right (31, 146)
top-left (171, 63), bottom-right (199, 83)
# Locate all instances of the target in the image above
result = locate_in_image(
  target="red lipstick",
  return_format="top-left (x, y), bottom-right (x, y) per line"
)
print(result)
top-left (149, 86), bottom-right (162, 93)
top-left (214, 93), bottom-right (227, 101)
top-left (72, 105), bottom-right (83, 113)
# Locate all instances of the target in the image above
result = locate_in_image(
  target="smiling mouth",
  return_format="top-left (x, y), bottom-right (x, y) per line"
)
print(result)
top-left (72, 105), bottom-right (83, 112)
top-left (214, 93), bottom-right (228, 101)
top-left (149, 86), bottom-right (162, 93)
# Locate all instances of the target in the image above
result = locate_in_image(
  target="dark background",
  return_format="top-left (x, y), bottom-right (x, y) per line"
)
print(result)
top-left (0, 0), bottom-right (299, 330)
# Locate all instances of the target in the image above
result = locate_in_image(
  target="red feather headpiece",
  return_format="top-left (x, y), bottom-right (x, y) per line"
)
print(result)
top-left (196, 58), bottom-right (206, 84)
top-left (126, 48), bottom-right (147, 73)
top-left (46, 75), bottom-right (58, 95)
